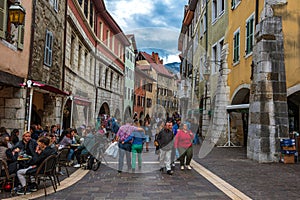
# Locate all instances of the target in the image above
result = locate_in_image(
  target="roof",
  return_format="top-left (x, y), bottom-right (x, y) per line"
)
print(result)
top-left (138, 52), bottom-right (174, 78)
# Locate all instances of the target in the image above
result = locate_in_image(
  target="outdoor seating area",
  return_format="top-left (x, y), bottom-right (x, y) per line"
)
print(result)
top-left (0, 154), bottom-right (78, 198)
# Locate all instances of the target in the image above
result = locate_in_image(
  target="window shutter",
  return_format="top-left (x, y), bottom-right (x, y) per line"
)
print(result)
top-left (44, 30), bottom-right (53, 67)
top-left (0, 0), bottom-right (7, 39)
top-left (17, 25), bottom-right (25, 50)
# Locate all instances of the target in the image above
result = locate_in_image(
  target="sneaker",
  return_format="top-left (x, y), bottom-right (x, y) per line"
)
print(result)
top-left (17, 187), bottom-right (31, 195)
top-left (186, 165), bottom-right (192, 170)
top-left (29, 183), bottom-right (38, 192)
top-left (167, 170), bottom-right (174, 175)
top-left (180, 166), bottom-right (185, 170)
top-left (73, 164), bottom-right (81, 168)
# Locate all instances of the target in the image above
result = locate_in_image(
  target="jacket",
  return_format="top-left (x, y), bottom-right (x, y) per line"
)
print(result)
top-left (157, 128), bottom-right (174, 151)
top-left (14, 139), bottom-right (38, 157)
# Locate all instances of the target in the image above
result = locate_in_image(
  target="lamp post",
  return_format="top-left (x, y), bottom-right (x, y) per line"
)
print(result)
top-left (8, 0), bottom-right (26, 27)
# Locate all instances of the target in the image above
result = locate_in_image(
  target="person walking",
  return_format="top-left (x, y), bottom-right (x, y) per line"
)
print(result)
top-left (122, 121), bottom-right (145, 172)
top-left (116, 118), bottom-right (139, 173)
top-left (174, 123), bottom-right (194, 170)
top-left (156, 120), bottom-right (174, 175)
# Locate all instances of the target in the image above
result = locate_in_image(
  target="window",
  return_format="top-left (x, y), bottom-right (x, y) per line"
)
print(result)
top-left (137, 96), bottom-right (141, 106)
top-left (78, 43), bottom-right (82, 70)
top-left (233, 29), bottom-right (240, 63)
top-left (110, 72), bottom-right (113, 89)
top-left (44, 30), bottom-right (53, 67)
top-left (212, 0), bottom-right (217, 21)
top-left (89, 1), bottom-right (94, 27)
top-left (53, 0), bottom-right (58, 12)
top-left (84, 51), bottom-right (88, 76)
top-left (213, 0), bottom-right (225, 21)
top-left (231, 0), bottom-right (241, 10)
top-left (0, 0), bottom-right (25, 50)
top-left (70, 34), bottom-right (75, 66)
top-left (90, 56), bottom-right (93, 80)
top-left (131, 89), bottom-right (134, 101)
top-left (99, 22), bottom-right (103, 40)
top-left (105, 69), bottom-right (108, 88)
top-left (106, 30), bottom-right (110, 47)
top-left (246, 15), bottom-right (254, 55)
top-left (147, 98), bottom-right (152, 108)
top-left (218, 0), bottom-right (225, 15)
top-left (84, 0), bottom-right (88, 18)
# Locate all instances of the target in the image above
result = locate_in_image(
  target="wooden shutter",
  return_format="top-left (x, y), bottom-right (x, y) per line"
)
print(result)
top-left (17, 25), bottom-right (25, 50)
top-left (0, 0), bottom-right (7, 39)
top-left (44, 30), bottom-right (53, 67)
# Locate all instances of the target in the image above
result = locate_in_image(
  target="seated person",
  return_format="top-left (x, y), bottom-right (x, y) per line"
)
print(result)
top-left (16, 136), bottom-right (56, 195)
top-left (0, 140), bottom-right (18, 175)
top-left (13, 131), bottom-right (38, 158)
top-left (59, 130), bottom-right (75, 165)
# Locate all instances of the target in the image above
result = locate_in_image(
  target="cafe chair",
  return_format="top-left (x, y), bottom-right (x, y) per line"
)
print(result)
top-left (56, 148), bottom-right (70, 177)
top-left (0, 159), bottom-right (16, 196)
top-left (26, 155), bottom-right (57, 196)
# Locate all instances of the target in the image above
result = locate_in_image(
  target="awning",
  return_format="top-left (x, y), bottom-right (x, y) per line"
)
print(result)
top-left (20, 80), bottom-right (69, 96)
top-left (73, 96), bottom-right (91, 106)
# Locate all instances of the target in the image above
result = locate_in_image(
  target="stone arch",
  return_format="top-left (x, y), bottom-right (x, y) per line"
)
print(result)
top-left (287, 84), bottom-right (300, 132)
top-left (98, 102), bottom-right (110, 116)
top-left (114, 108), bottom-right (121, 120)
top-left (229, 86), bottom-right (250, 146)
top-left (231, 84), bottom-right (250, 105)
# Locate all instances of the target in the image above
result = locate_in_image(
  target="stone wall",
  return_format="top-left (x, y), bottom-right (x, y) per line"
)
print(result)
top-left (248, 15), bottom-right (288, 162)
top-left (0, 87), bottom-right (26, 133)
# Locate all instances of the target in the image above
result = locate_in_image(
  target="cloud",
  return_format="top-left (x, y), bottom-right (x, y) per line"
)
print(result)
top-left (104, 0), bottom-right (187, 63)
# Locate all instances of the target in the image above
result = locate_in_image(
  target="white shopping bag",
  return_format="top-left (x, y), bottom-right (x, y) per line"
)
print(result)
top-left (104, 142), bottom-right (119, 158)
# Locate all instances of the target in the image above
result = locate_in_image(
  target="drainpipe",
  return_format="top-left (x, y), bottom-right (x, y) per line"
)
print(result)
top-left (60, 0), bottom-right (68, 130)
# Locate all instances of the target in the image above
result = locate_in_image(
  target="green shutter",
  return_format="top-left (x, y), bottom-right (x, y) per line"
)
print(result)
top-left (0, 0), bottom-right (7, 39)
top-left (17, 25), bottom-right (24, 50)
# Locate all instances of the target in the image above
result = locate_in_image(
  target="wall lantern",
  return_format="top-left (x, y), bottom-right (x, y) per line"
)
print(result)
top-left (9, 0), bottom-right (26, 26)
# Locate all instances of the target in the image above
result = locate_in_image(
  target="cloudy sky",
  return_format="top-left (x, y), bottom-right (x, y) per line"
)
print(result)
top-left (104, 0), bottom-right (187, 63)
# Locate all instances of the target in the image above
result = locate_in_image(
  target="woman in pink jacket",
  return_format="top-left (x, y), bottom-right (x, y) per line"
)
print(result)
top-left (174, 123), bottom-right (194, 170)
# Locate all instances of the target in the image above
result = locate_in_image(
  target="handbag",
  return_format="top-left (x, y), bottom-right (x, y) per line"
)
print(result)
top-left (104, 142), bottom-right (119, 158)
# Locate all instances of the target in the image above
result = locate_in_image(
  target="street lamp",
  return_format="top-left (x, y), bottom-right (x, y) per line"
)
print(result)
top-left (9, 0), bottom-right (26, 27)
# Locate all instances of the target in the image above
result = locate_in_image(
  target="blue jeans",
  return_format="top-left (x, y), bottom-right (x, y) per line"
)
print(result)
top-left (118, 143), bottom-right (131, 171)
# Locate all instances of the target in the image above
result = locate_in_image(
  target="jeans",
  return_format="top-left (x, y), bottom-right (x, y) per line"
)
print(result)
top-left (118, 142), bottom-right (131, 171)
top-left (131, 144), bottom-right (143, 169)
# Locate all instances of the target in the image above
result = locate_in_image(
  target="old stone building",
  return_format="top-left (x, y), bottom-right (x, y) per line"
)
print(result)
top-left (0, 0), bottom-right (32, 133)
top-left (179, 0), bottom-right (299, 162)
top-left (64, 0), bottom-right (129, 129)
top-left (136, 52), bottom-right (178, 120)
top-left (27, 0), bottom-right (67, 128)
